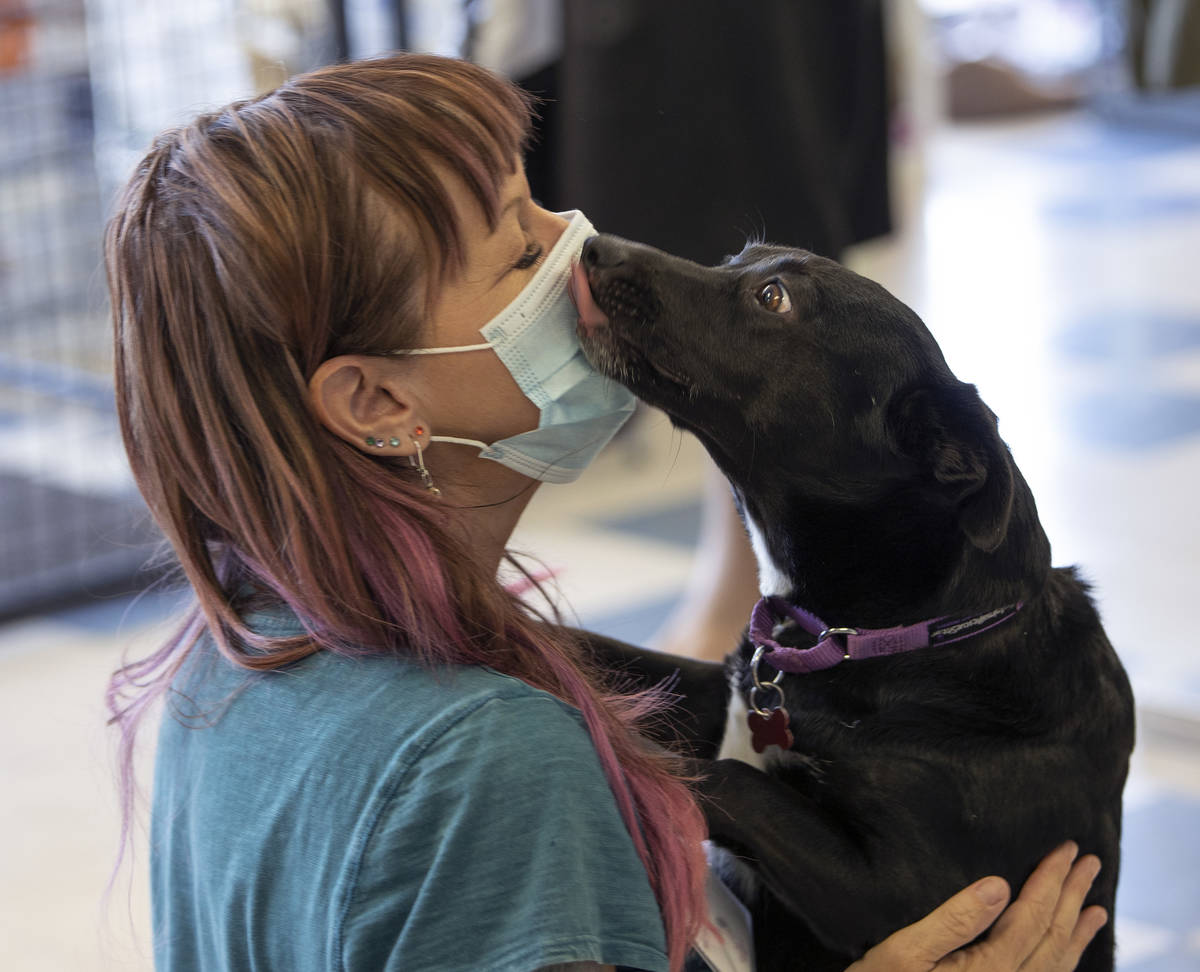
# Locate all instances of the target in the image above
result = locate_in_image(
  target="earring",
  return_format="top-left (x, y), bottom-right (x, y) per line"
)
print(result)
top-left (409, 438), bottom-right (441, 497)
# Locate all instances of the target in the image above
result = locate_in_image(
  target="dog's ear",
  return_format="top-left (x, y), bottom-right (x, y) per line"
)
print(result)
top-left (891, 382), bottom-right (1015, 552)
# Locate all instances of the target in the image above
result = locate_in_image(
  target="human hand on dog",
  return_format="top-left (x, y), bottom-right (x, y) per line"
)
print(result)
top-left (845, 842), bottom-right (1106, 972)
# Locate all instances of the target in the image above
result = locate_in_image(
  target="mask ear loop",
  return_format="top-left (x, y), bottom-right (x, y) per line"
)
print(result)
top-left (409, 429), bottom-right (441, 497)
top-left (393, 342), bottom-right (492, 356)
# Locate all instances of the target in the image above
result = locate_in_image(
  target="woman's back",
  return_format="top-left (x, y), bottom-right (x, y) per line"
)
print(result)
top-left (152, 604), bottom-right (668, 972)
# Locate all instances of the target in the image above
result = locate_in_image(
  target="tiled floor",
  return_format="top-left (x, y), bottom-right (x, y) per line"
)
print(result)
top-left (3, 109), bottom-right (1199, 970)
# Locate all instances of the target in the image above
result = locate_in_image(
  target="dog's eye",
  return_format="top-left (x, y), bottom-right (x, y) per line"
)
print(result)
top-left (757, 280), bottom-right (792, 314)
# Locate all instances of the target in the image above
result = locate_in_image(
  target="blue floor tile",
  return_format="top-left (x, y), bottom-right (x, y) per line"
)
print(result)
top-left (1009, 117), bottom-right (1200, 166)
top-left (1117, 793), bottom-right (1200, 970)
top-left (579, 594), bottom-right (678, 649)
top-left (1044, 193), bottom-right (1200, 226)
top-left (1055, 310), bottom-right (1200, 360)
top-left (593, 500), bottom-right (703, 550)
top-left (1067, 391), bottom-right (1200, 450)
top-left (1120, 794), bottom-right (1200, 930)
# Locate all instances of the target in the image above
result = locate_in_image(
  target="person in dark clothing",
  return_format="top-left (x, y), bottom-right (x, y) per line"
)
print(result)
top-left (509, 1), bottom-right (894, 659)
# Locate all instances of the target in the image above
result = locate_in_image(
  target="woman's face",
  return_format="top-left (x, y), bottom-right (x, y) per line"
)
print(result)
top-left (414, 165), bottom-right (569, 450)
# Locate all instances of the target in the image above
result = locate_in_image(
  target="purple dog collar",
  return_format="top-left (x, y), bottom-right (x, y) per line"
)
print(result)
top-left (749, 595), bottom-right (1024, 676)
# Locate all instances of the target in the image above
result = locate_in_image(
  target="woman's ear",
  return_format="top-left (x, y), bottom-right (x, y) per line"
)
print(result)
top-left (308, 355), bottom-right (427, 456)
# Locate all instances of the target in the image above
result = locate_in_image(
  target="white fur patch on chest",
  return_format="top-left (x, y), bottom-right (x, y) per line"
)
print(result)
top-left (717, 673), bottom-right (768, 771)
top-left (712, 516), bottom-right (790, 909)
top-left (745, 515), bottom-right (789, 597)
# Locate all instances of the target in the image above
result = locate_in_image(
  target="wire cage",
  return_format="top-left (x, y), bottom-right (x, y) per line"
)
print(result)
top-left (0, 0), bottom-right (364, 619)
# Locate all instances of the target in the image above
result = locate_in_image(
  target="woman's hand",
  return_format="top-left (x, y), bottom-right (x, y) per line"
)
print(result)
top-left (847, 842), bottom-right (1107, 972)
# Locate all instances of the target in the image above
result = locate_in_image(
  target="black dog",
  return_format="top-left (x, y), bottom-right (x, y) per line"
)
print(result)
top-left (571, 237), bottom-right (1135, 971)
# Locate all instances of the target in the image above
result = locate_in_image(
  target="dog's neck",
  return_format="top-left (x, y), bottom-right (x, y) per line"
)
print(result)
top-left (740, 470), bottom-right (1050, 630)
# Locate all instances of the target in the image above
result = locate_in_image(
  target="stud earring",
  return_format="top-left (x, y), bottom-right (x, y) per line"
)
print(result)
top-left (409, 438), bottom-right (441, 497)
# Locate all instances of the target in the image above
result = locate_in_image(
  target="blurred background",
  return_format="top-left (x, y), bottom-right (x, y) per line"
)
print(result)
top-left (1, 0), bottom-right (1198, 968)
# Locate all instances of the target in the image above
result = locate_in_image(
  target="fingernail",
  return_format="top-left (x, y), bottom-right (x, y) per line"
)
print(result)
top-left (974, 876), bottom-right (1008, 907)
top-left (1061, 840), bottom-right (1079, 860)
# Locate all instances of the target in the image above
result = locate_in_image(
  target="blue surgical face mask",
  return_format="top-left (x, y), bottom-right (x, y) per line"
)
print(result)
top-left (395, 210), bottom-right (636, 484)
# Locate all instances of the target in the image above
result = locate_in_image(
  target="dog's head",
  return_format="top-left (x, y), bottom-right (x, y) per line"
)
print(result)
top-left (576, 235), bottom-right (1026, 610)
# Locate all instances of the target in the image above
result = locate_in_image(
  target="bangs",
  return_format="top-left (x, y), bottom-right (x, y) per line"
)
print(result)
top-left (276, 55), bottom-right (535, 288)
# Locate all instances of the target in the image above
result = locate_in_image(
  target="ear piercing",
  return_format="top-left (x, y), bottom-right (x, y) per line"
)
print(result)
top-left (364, 427), bottom-right (440, 496)
top-left (365, 425), bottom-right (424, 449)
top-left (409, 437), bottom-right (441, 496)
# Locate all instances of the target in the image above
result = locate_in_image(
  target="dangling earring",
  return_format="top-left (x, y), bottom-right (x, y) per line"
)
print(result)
top-left (409, 436), bottom-right (441, 497)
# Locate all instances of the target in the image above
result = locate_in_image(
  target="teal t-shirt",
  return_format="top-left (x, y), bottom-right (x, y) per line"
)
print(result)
top-left (150, 607), bottom-right (669, 972)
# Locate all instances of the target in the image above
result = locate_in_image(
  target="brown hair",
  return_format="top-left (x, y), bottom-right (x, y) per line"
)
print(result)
top-left (105, 54), bottom-right (706, 968)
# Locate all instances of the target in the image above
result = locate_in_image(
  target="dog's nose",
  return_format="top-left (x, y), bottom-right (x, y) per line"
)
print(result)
top-left (581, 235), bottom-right (627, 270)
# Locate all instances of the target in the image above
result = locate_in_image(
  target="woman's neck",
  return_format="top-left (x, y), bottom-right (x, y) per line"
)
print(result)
top-left (435, 459), bottom-right (542, 576)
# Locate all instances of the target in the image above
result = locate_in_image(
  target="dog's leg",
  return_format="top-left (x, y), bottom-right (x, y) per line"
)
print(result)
top-left (696, 757), bottom-right (954, 956)
top-left (569, 628), bottom-right (731, 759)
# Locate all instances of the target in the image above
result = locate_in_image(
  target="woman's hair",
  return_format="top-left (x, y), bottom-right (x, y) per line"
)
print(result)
top-left (104, 54), bottom-right (707, 969)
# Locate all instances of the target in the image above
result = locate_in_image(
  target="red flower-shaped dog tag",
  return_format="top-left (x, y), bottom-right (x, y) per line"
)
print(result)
top-left (748, 707), bottom-right (793, 753)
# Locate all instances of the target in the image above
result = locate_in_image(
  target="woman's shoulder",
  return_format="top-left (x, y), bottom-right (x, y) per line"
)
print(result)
top-left (166, 602), bottom-right (591, 769)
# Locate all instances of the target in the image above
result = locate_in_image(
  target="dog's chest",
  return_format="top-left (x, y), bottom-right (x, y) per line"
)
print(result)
top-left (725, 513), bottom-right (802, 770)
top-left (717, 670), bottom-right (835, 776)
top-left (717, 673), bottom-right (769, 771)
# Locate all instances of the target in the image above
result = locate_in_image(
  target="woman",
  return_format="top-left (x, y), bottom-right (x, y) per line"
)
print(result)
top-left (105, 54), bottom-right (1105, 971)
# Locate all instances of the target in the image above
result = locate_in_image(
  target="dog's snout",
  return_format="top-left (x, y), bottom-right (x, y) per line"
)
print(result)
top-left (581, 235), bottom-right (628, 271)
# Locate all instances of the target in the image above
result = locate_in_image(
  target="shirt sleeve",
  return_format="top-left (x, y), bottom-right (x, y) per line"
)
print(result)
top-left (337, 691), bottom-right (670, 972)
